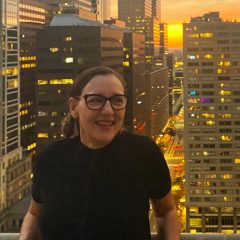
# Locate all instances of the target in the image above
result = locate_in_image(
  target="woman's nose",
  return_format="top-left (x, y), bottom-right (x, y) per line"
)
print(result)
top-left (101, 100), bottom-right (114, 113)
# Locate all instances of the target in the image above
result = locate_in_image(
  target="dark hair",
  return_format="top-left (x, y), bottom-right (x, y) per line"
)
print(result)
top-left (61, 66), bottom-right (126, 138)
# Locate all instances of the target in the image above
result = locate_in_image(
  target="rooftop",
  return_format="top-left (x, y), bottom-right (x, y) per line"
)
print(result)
top-left (50, 14), bottom-right (101, 26)
top-left (1, 233), bottom-right (239, 240)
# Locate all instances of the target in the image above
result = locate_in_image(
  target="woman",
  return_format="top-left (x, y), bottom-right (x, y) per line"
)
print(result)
top-left (20, 66), bottom-right (180, 240)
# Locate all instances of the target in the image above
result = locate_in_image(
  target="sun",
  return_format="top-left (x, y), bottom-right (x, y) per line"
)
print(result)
top-left (168, 23), bottom-right (183, 49)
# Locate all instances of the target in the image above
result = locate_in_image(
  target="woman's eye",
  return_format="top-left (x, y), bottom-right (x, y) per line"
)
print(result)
top-left (88, 97), bottom-right (103, 104)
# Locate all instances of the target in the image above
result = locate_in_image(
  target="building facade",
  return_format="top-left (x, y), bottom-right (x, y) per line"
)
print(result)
top-left (93, 0), bottom-right (118, 22)
top-left (19, 0), bottom-right (55, 155)
top-left (118, 0), bottom-right (160, 67)
top-left (123, 30), bottom-right (148, 135)
top-left (35, 15), bottom-right (124, 149)
top-left (43, 0), bottom-right (92, 12)
top-left (0, 0), bottom-right (32, 232)
top-left (183, 12), bottom-right (240, 233)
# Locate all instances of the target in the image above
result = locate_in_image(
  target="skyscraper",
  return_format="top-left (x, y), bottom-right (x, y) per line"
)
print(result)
top-left (0, 0), bottom-right (31, 232)
top-left (19, 0), bottom-right (55, 155)
top-left (35, 14), bottom-right (124, 149)
top-left (118, 0), bottom-right (169, 138)
top-left (118, 0), bottom-right (160, 64)
top-left (183, 12), bottom-right (240, 233)
top-left (43, 0), bottom-right (92, 12)
top-left (93, 0), bottom-right (118, 22)
top-left (152, 0), bottom-right (161, 20)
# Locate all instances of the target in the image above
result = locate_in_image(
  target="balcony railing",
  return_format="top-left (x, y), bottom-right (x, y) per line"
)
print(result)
top-left (1, 233), bottom-right (239, 240)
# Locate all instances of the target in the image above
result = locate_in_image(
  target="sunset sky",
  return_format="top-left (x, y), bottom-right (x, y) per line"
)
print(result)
top-left (162, 0), bottom-right (240, 49)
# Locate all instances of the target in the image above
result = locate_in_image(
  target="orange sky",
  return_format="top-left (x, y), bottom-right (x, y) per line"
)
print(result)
top-left (162, 0), bottom-right (240, 48)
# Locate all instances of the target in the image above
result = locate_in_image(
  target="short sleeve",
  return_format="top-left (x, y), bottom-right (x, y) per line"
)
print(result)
top-left (141, 137), bottom-right (171, 199)
top-left (31, 151), bottom-right (43, 203)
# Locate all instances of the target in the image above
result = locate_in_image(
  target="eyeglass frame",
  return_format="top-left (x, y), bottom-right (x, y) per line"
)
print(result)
top-left (74, 94), bottom-right (128, 110)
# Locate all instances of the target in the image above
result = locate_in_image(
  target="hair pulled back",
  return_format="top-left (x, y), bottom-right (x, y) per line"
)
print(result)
top-left (61, 66), bottom-right (125, 138)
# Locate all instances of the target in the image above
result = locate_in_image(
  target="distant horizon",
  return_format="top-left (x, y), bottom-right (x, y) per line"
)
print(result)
top-left (162, 1), bottom-right (240, 48)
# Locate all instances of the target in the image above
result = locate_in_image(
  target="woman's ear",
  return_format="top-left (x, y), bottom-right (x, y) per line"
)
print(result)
top-left (68, 97), bottom-right (79, 119)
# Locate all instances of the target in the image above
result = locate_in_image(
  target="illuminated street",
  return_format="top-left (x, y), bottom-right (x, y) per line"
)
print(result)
top-left (150, 108), bottom-right (186, 232)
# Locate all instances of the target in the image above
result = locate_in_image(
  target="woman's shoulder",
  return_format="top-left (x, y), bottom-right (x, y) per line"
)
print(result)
top-left (119, 131), bottom-right (156, 148)
top-left (34, 137), bottom-right (78, 161)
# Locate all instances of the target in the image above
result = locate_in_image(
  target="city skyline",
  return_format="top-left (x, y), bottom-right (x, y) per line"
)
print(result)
top-left (162, 0), bottom-right (240, 48)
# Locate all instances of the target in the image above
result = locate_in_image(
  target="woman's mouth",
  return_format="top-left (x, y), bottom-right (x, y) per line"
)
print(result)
top-left (95, 120), bottom-right (115, 126)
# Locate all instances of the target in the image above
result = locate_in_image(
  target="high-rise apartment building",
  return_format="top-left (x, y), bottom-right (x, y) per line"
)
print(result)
top-left (20, 0), bottom-right (55, 155)
top-left (118, 0), bottom-right (160, 66)
top-left (43, 0), bottom-right (92, 12)
top-left (183, 12), bottom-right (240, 233)
top-left (92, 0), bottom-right (118, 22)
top-left (0, 0), bottom-right (32, 232)
top-left (152, 0), bottom-right (161, 20)
top-left (123, 30), bottom-right (148, 134)
top-left (118, 0), bottom-right (169, 138)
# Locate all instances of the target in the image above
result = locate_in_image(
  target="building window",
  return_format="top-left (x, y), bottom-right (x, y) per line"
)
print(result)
top-left (50, 47), bottom-right (59, 53)
top-left (65, 36), bottom-right (72, 41)
top-left (37, 133), bottom-right (48, 138)
top-left (64, 57), bottom-right (74, 63)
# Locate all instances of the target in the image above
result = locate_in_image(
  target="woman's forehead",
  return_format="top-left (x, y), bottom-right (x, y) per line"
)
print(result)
top-left (81, 74), bottom-right (124, 94)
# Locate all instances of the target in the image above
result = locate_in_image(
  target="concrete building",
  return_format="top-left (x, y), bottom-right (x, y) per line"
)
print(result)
top-left (123, 30), bottom-right (148, 135)
top-left (149, 67), bottom-right (169, 138)
top-left (118, 0), bottom-right (161, 68)
top-left (152, 0), bottom-right (161, 20)
top-left (0, 0), bottom-right (32, 232)
top-left (92, 0), bottom-right (118, 22)
top-left (19, 0), bottom-right (55, 155)
top-left (43, 0), bottom-right (92, 12)
top-left (118, 0), bottom-right (169, 138)
top-left (35, 14), bottom-right (124, 149)
top-left (183, 12), bottom-right (240, 233)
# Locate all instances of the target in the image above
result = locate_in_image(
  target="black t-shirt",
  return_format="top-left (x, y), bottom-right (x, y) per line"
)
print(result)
top-left (32, 131), bottom-right (171, 240)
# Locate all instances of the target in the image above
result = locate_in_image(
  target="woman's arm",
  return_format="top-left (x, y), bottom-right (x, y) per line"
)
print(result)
top-left (151, 191), bottom-right (180, 240)
top-left (19, 200), bottom-right (43, 240)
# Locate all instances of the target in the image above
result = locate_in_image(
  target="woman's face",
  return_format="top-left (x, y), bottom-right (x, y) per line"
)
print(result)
top-left (70, 74), bottom-right (126, 149)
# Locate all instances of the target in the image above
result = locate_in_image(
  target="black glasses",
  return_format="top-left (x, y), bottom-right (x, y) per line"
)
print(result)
top-left (75, 94), bottom-right (128, 110)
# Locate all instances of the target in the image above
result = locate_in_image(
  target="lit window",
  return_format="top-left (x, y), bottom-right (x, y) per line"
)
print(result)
top-left (64, 57), bottom-right (73, 63)
top-left (222, 174), bottom-right (232, 179)
top-left (201, 98), bottom-right (214, 103)
top-left (65, 36), bottom-right (72, 41)
top-left (37, 133), bottom-right (48, 138)
top-left (219, 114), bottom-right (232, 118)
top-left (50, 122), bottom-right (56, 127)
top-left (220, 135), bottom-right (232, 141)
top-left (2, 67), bottom-right (18, 76)
top-left (7, 79), bottom-right (18, 89)
top-left (188, 98), bottom-right (200, 103)
top-left (38, 111), bottom-right (48, 117)
top-left (51, 112), bottom-right (58, 116)
top-left (219, 90), bottom-right (231, 96)
top-left (235, 159), bottom-right (240, 164)
top-left (49, 79), bottom-right (73, 85)
top-left (203, 54), bottom-right (213, 59)
top-left (38, 80), bottom-right (48, 85)
top-left (218, 61), bottom-right (231, 66)
top-left (188, 90), bottom-right (198, 96)
top-left (50, 47), bottom-right (59, 53)
top-left (188, 33), bottom-right (199, 38)
top-left (27, 142), bottom-right (36, 150)
top-left (200, 32), bottom-right (213, 38)
top-left (202, 114), bottom-right (215, 118)
top-left (123, 61), bottom-right (129, 67)
top-left (187, 55), bottom-right (199, 60)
